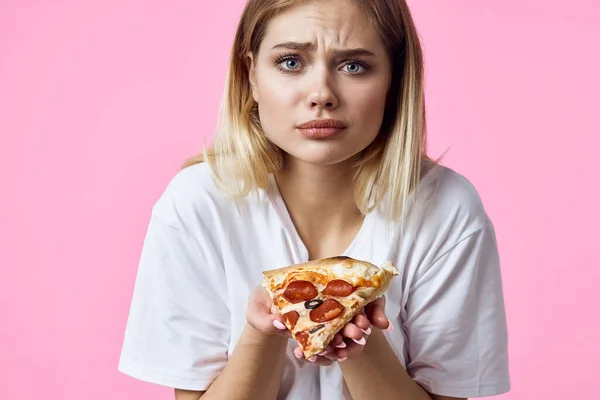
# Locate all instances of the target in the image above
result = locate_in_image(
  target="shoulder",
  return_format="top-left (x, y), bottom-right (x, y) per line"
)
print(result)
top-left (387, 163), bottom-right (495, 262)
top-left (413, 163), bottom-right (490, 233)
top-left (151, 162), bottom-right (232, 230)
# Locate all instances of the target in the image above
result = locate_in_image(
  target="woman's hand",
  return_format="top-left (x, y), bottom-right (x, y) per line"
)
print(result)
top-left (246, 285), bottom-right (291, 337)
top-left (293, 296), bottom-right (391, 366)
top-left (364, 295), bottom-right (391, 330)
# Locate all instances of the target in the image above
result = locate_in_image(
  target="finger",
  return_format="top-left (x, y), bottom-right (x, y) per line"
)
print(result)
top-left (324, 343), bottom-right (349, 361)
top-left (322, 334), bottom-right (348, 361)
top-left (246, 299), bottom-right (270, 330)
top-left (352, 313), bottom-right (371, 334)
top-left (294, 348), bottom-right (334, 366)
top-left (269, 305), bottom-right (296, 334)
top-left (365, 297), bottom-right (390, 330)
top-left (271, 315), bottom-right (292, 337)
top-left (272, 317), bottom-right (287, 330)
top-left (323, 347), bottom-right (339, 361)
top-left (247, 297), bottom-right (269, 316)
top-left (335, 339), bottom-right (366, 360)
top-left (314, 349), bottom-right (333, 365)
top-left (251, 285), bottom-right (274, 305)
top-left (330, 334), bottom-right (345, 348)
top-left (248, 301), bottom-right (290, 336)
top-left (341, 323), bottom-right (366, 345)
top-left (313, 356), bottom-right (333, 366)
top-left (293, 346), bottom-right (318, 362)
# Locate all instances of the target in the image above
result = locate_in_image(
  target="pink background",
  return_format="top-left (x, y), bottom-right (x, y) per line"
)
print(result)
top-left (1, 1), bottom-right (599, 399)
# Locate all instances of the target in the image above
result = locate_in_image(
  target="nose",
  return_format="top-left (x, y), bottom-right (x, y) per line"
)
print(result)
top-left (306, 69), bottom-right (338, 111)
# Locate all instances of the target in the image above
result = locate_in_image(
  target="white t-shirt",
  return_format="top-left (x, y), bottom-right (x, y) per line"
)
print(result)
top-left (118, 161), bottom-right (511, 399)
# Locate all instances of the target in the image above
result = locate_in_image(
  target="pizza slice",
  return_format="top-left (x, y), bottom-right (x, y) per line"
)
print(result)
top-left (262, 256), bottom-right (399, 358)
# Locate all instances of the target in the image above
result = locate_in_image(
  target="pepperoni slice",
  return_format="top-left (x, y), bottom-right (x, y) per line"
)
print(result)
top-left (283, 280), bottom-right (318, 303)
top-left (309, 299), bottom-right (345, 323)
top-left (295, 331), bottom-right (309, 347)
top-left (322, 279), bottom-right (355, 297)
top-left (283, 311), bottom-right (300, 329)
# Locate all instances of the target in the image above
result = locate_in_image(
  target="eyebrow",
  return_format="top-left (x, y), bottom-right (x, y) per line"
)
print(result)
top-left (271, 41), bottom-right (376, 58)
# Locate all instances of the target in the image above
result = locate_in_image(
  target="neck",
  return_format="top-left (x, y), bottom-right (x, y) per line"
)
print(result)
top-left (274, 157), bottom-right (364, 235)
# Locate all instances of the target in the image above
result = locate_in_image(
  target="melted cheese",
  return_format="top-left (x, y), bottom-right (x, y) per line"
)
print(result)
top-left (329, 260), bottom-right (378, 286)
top-left (279, 301), bottom-right (310, 315)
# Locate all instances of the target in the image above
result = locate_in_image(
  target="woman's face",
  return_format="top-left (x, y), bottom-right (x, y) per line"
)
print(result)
top-left (249, 0), bottom-right (392, 167)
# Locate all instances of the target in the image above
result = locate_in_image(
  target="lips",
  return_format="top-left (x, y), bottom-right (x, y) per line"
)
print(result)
top-left (296, 119), bottom-right (347, 139)
top-left (297, 119), bottom-right (346, 129)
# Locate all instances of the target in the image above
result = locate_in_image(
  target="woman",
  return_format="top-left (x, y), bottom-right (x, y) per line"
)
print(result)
top-left (118, 0), bottom-right (511, 399)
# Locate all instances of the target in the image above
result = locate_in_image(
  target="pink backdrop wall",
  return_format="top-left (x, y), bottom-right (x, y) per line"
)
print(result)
top-left (1, 1), bottom-right (599, 399)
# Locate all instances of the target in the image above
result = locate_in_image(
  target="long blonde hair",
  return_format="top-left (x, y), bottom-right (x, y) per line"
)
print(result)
top-left (183, 0), bottom-right (437, 222)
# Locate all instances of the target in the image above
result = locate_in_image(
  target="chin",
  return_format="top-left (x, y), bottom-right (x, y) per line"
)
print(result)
top-left (284, 145), bottom-right (363, 167)
top-left (268, 133), bottom-right (376, 168)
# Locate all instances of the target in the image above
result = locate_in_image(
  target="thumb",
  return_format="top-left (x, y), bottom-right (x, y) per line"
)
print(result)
top-left (247, 300), bottom-right (289, 335)
top-left (270, 313), bottom-right (288, 332)
top-left (269, 305), bottom-right (289, 333)
top-left (366, 296), bottom-right (389, 330)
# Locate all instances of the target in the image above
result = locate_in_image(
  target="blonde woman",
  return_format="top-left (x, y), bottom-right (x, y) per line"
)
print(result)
top-left (118, 0), bottom-right (510, 399)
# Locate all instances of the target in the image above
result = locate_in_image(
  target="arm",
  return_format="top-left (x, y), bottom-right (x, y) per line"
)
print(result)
top-left (339, 224), bottom-right (508, 399)
top-left (174, 324), bottom-right (288, 400)
top-left (340, 329), bottom-right (465, 400)
top-left (120, 214), bottom-right (291, 398)
top-left (173, 285), bottom-right (293, 400)
top-left (201, 324), bottom-right (289, 400)
top-left (175, 389), bottom-right (205, 400)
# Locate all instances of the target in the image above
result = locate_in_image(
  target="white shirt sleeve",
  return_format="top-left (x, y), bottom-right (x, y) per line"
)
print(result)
top-left (118, 212), bottom-right (230, 391)
top-left (404, 221), bottom-right (511, 398)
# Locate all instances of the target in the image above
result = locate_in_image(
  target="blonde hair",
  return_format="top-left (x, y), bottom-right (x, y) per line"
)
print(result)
top-left (182, 0), bottom-right (437, 222)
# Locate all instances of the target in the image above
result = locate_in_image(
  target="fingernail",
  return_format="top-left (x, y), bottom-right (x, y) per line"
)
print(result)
top-left (360, 327), bottom-right (371, 335)
top-left (352, 337), bottom-right (366, 346)
top-left (294, 349), bottom-right (303, 359)
top-left (386, 323), bottom-right (394, 331)
top-left (318, 351), bottom-right (328, 356)
top-left (335, 342), bottom-right (347, 348)
top-left (273, 320), bottom-right (286, 330)
top-left (338, 357), bottom-right (348, 362)
top-left (308, 356), bottom-right (317, 362)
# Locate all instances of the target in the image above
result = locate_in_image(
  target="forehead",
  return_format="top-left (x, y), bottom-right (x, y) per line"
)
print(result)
top-left (260, 0), bottom-right (384, 52)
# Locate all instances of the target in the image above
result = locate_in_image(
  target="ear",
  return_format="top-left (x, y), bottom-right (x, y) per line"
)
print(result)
top-left (247, 52), bottom-right (259, 103)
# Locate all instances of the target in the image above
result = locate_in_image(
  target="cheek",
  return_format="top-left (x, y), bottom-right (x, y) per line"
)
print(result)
top-left (257, 72), bottom-right (299, 109)
top-left (351, 87), bottom-right (388, 127)
top-left (256, 77), bottom-right (300, 134)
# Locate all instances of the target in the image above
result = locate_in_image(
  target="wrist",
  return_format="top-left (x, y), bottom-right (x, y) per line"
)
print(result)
top-left (361, 328), bottom-right (388, 355)
top-left (340, 328), bottom-right (387, 367)
top-left (242, 323), bottom-right (289, 348)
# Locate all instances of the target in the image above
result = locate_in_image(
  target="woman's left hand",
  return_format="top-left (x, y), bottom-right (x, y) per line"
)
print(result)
top-left (293, 296), bottom-right (390, 366)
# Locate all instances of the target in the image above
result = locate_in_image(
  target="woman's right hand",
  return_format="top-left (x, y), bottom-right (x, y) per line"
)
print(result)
top-left (246, 285), bottom-right (292, 337)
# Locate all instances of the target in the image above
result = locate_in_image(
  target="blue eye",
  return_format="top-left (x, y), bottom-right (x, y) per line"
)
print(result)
top-left (283, 59), bottom-right (300, 70)
top-left (343, 62), bottom-right (365, 74)
top-left (275, 56), bottom-right (302, 73)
